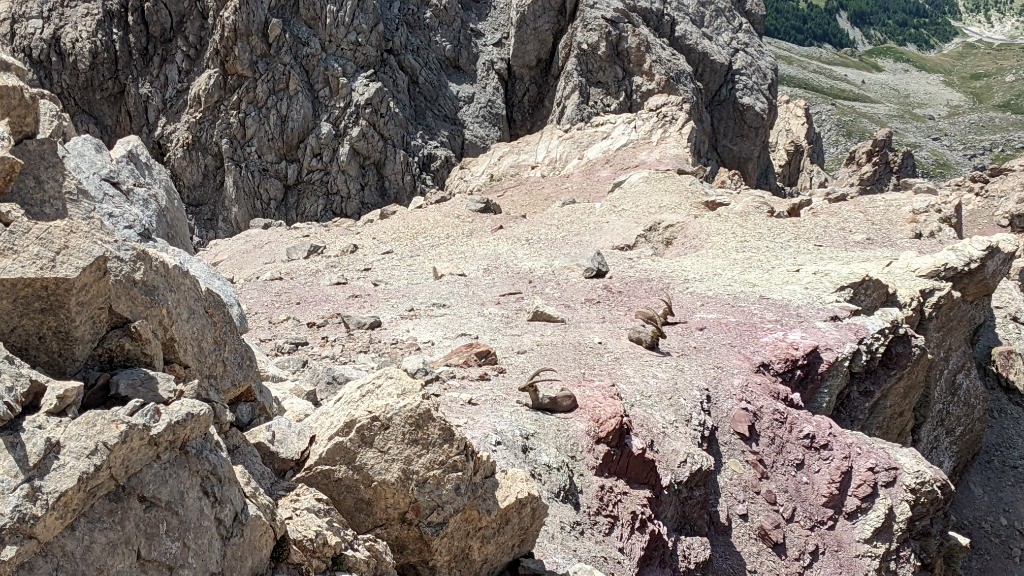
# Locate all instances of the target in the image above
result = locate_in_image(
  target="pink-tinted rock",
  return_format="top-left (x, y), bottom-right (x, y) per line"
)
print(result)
top-left (433, 343), bottom-right (498, 368)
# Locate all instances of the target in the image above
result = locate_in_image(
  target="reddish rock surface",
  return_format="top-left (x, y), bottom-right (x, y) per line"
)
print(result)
top-left (202, 125), bottom-right (1020, 574)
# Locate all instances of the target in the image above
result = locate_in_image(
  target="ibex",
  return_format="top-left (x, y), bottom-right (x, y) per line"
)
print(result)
top-left (518, 368), bottom-right (578, 413)
top-left (634, 308), bottom-right (666, 338)
top-left (658, 294), bottom-right (675, 323)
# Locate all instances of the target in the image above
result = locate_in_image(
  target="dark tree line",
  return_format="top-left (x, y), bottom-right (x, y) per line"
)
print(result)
top-left (765, 0), bottom-right (855, 48)
top-left (766, 0), bottom-right (964, 50)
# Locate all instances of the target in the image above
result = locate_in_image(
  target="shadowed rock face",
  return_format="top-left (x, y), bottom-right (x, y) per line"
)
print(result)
top-left (0, 0), bottom-right (777, 240)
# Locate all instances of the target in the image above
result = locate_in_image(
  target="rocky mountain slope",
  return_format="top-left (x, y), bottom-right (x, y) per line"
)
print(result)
top-left (0, 0), bottom-right (776, 242)
top-left (3, 3), bottom-right (1024, 576)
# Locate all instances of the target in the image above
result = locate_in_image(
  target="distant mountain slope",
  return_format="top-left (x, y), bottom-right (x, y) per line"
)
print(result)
top-left (958, 0), bottom-right (1024, 38)
top-left (766, 0), bottom-right (961, 49)
top-left (771, 38), bottom-right (1024, 178)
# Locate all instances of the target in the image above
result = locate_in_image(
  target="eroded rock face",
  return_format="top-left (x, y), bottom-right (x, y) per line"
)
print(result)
top-left (1, 0), bottom-right (776, 239)
top-left (761, 234), bottom-right (1019, 481)
top-left (833, 128), bottom-right (918, 195)
top-left (295, 368), bottom-right (548, 576)
top-left (769, 95), bottom-right (830, 191)
top-left (721, 390), bottom-right (962, 575)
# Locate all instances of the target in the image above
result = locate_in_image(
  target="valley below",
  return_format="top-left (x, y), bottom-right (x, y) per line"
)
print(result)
top-left (773, 38), bottom-right (1024, 179)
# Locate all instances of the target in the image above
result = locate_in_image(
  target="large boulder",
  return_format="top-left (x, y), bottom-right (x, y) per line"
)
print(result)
top-left (295, 368), bottom-right (548, 576)
top-left (0, 214), bottom-right (258, 402)
top-left (63, 135), bottom-right (194, 253)
top-left (1, 0), bottom-right (777, 239)
top-left (0, 400), bottom-right (282, 576)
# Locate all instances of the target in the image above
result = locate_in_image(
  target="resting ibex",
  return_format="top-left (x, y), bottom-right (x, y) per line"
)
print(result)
top-left (658, 294), bottom-right (675, 323)
top-left (518, 368), bottom-right (578, 413)
top-left (634, 308), bottom-right (666, 338)
top-left (628, 294), bottom-right (676, 350)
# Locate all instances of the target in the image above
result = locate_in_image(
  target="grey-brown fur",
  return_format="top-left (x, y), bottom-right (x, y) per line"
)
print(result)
top-left (518, 368), bottom-right (578, 413)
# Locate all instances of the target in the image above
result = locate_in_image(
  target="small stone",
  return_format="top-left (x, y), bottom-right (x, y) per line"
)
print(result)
top-left (401, 355), bottom-right (435, 380)
top-left (763, 489), bottom-right (777, 505)
top-left (991, 346), bottom-right (1024, 394)
top-left (556, 197), bottom-right (577, 207)
top-left (563, 250), bottom-right (610, 279)
top-left (282, 334), bottom-right (310, 347)
top-left (307, 365), bottom-right (368, 404)
top-left (434, 343), bottom-right (498, 368)
top-left (249, 218), bottom-right (285, 230)
top-left (627, 324), bottom-right (660, 350)
top-left (40, 380), bottom-right (84, 417)
top-left (757, 513), bottom-right (785, 546)
top-left (342, 315), bottom-right (382, 331)
top-left (273, 356), bottom-right (308, 374)
top-left (267, 18), bottom-right (283, 42)
top-left (526, 299), bottom-right (567, 323)
top-left (109, 368), bottom-right (182, 404)
top-left (567, 564), bottom-right (607, 576)
top-left (465, 194), bottom-right (502, 214)
top-left (277, 393), bottom-right (316, 422)
top-left (286, 240), bottom-right (327, 261)
top-left (231, 402), bottom-right (264, 430)
top-left (259, 270), bottom-right (283, 281)
top-left (730, 408), bottom-right (754, 439)
top-left (323, 273), bottom-right (348, 286)
top-left (359, 208), bottom-right (382, 224)
top-left (433, 264), bottom-right (467, 280)
top-left (781, 503), bottom-right (795, 521)
top-left (337, 243), bottom-right (358, 255)
top-left (244, 416), bottom-right (313, 476)
top-left (379, 204), bottom-right (401, 219)
top-left (409, 196), bottom-right (426, 209)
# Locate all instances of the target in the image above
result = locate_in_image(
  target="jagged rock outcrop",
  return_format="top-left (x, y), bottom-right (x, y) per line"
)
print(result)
top-left (1, 0), bottom-right (777, 239)
top-left (769, 95), bottom-right (830, 191)
top-left (761, 234), bottom-right (1019, 481)
top-left (722, 383), bottom-right (964, 575)
top-left (0, 212), bottom-right (259, 402)
top-left (833, 127), bottom-right (918, 195)
top-left (63, 135), bottom-right (194, 253)
top-left (295, 368), bottom-right (548, 576)
top-left (275, 485), bottom-right (397, 576)
top-left (0, 399), bottom-right (283, 576)
top-left (0, 60), bottom-right (295, 576)
top-left (0, 65), bottom-right (254, 397)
